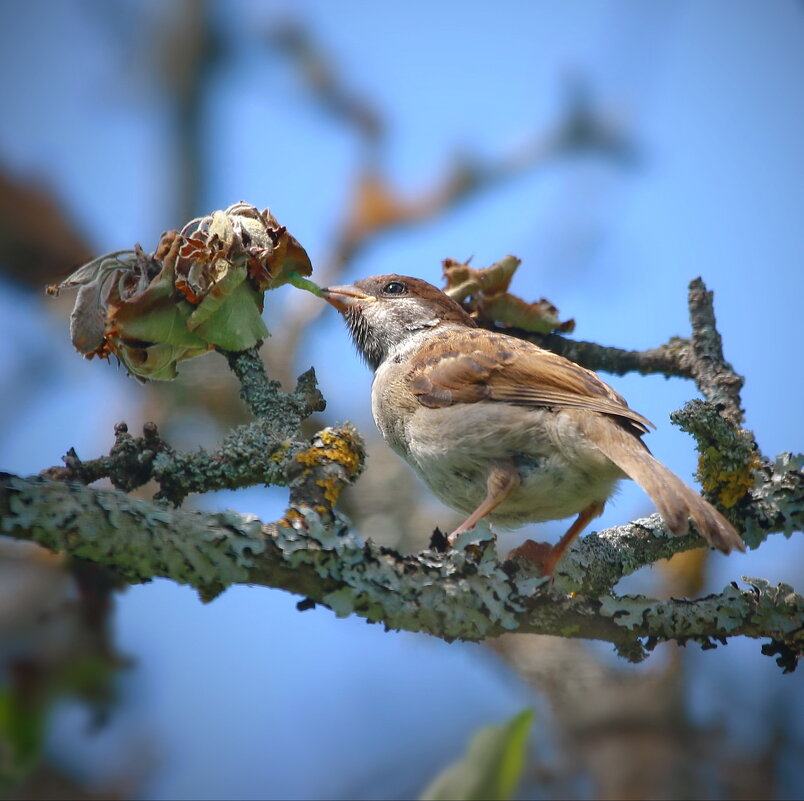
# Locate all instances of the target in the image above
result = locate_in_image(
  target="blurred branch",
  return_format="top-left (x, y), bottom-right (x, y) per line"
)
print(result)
top-left (264, 22), bottom-right (634, 386)
top-left (268, 22), bottom-right (383, 150)
top-left (159, 0), bottom-right (217, 223)
top-left (275, 110), bottom-right (630, 382)
top-left (0, 1), bottom-right (214, 291)
top-left (490, 630), bottom-right (787, 799)
top-left (0, 169), bottom-right (93, 287)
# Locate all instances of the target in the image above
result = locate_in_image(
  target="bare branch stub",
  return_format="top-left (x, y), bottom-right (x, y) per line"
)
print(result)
top-left (683, 277), bottom-right (745, 421)
top-left (40, 422), bottom-right (172, 491)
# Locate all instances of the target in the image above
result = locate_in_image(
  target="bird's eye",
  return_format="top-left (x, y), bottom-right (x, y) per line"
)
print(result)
top-left (383, 281), bottom-right (407, 295)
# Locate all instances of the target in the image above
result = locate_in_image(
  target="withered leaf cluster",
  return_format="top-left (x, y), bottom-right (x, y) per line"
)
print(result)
top-left (48, 202), bottom-right (317, 380)
top-left (442, 255), bottom-right (575, 334)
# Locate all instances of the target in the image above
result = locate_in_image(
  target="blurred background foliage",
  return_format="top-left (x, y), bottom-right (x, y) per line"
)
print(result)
top-left (0, 1), bottom-right (802, 798)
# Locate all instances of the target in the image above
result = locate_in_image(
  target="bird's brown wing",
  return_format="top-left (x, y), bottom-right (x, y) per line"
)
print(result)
top-left (406, 328), bottom-right (745, 553)
top-left (407, 328), bottom-right (653, 433)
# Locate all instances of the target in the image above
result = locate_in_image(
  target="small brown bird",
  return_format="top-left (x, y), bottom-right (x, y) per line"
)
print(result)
top-left (323, 274), bottom-right (744, 573)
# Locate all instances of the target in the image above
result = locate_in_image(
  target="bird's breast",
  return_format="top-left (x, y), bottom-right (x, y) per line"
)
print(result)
top-left (391, 402), bottom-right (625, 527)
top-left (370, 359), bottom-right (419, 458)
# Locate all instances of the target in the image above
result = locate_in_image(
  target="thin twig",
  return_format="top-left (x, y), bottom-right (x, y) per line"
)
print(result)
top-left (517, 330), bottom-right (693, 379)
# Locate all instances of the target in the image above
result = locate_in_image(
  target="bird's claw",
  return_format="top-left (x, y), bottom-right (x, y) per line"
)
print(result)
top-left (508, 538), bottom-right (562, 577)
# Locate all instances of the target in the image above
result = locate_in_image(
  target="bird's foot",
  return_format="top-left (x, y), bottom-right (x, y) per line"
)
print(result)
top-left (508, 539), bottom-right (563, 577)
top-left (446, 523), bottom-right (496, 558)
top-left (446, 525), bottom-right (470, 548)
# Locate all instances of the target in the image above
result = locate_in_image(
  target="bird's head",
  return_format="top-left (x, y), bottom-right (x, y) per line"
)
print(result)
top-left (322, 274), bottom-right (475, 369)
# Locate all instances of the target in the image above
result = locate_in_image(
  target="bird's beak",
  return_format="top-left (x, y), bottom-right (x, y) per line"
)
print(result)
top-left (321, 285), bottom-right (377, 312)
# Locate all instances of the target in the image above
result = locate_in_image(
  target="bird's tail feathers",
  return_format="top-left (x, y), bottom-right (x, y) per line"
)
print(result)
top-left (585, 420), bottom-right (745, 554)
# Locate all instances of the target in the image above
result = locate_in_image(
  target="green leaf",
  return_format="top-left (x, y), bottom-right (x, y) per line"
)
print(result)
top-left (110, 255), bottom-right (207, 349)
top-left (0, 687), bottom-right (45, 785)
top-left (186, 261), bottom-right (248, 332)
top-left (286, 271), bottom-right (324, 297)
top-left (116, 298), bottom-right (207, 348)
top-left (115, 341), bottom-right (208, 381)
top-left (420, 708), bottom-right (534, 801)
top-left (190, 278), bottom-right (269, 351)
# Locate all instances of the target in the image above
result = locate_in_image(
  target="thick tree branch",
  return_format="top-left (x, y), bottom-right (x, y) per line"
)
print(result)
top-left (0, 473), bottom-right (800, 662)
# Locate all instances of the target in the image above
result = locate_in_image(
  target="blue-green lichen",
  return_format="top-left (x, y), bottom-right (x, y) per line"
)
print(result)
top-left (274, 507), bottom-right (526, 638)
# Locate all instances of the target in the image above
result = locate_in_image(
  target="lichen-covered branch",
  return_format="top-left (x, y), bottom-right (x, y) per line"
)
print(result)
top-left (0, 473), bottom-right (800, 663)
top-left (40, 421), bottom-right (171, 492)
top-left (554, 455), bottom-right (797, 595)
top-left (41, 352), bottom-right (329, 505)
top-left (219, 348), bottom-right (325, 422)
top-left (6, 276), bottom-right (802, 669)
top-left (671, 399), bottom-right (761, 532)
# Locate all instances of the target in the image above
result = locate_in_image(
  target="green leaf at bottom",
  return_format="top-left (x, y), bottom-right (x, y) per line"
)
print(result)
top-left (419, 708), bottom-right (534, 801)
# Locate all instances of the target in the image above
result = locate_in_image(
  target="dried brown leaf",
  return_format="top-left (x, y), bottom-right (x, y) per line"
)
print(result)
top-left (48, 202), bottom-right (317, 380)
top-left (442, 256), bottom-right (574, 334)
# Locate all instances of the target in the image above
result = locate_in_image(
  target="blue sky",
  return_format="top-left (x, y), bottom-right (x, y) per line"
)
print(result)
top-left (1, 1), bottom-right (803, 798)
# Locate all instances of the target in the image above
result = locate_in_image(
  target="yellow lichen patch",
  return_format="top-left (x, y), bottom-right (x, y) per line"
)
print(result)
top-left (316, 477), bottom-right (343, 506)
top-left (698, 447), bottom-right (761, 508)
top-left (270, 441), bottom-right (292, 462)
top-left (317, 428), bottom-right (363, 475)
top-left (295, 449), bottom-right (321, 468)
top-left (295, 427), bottom-right (364, 476)
top-left (277, 507), bottom-right (305, 528)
